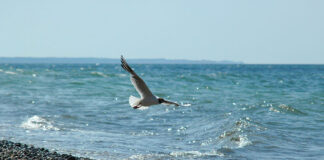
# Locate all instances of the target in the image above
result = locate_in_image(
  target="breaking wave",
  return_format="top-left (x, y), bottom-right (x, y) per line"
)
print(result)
top-left (21, 115), bottom-right (60, 131)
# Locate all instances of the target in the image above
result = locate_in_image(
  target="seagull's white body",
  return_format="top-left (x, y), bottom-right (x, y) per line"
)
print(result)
top-left (121, 56), bottom-right (179, 109)
top-left (129, 95), bottom-right (158, 108)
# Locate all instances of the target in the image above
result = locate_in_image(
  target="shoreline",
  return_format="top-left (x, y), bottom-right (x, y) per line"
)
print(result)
top-left (0, 140), bottom-right (91, 160)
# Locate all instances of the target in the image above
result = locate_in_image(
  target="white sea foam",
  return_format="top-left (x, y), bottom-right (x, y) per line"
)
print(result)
top-left (129, 153), bottom-right (165, 160)
top-left (5, 71), bottom-right (17, 75)
top-left (90, 71), bottom-right (107, 77)
top-left (170, 150), bottom-right (224, 157)
top-left (216, 132), bottom-right (252, 149)
top-left (117, 73), bottom-right (127, 77)
top-left (16, 69), bottom-right (24, 72)
top-left (129, 150), bottom-right (223, 160)
top-left (236, 135), bottom-right (252, 148)
top-left (130, 130), bottom-right (158, 136)
top-left (213, 117), bottom-right (254, 149)
top-left (269, 107), bottom-right (281, 113)
top-left (181, 102), bottom-right (192, 107)
top-left (138, 107), bottom-right (149, 110)
top-left (21, 115), bottom-right (59, 131)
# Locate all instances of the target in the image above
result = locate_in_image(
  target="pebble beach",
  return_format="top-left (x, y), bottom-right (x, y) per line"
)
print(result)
top-left (0, 140), bottom-right (91, 160)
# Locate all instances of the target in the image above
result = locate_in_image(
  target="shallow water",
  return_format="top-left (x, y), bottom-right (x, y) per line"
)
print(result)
top-left (0, 64), bottom-right (323, 159)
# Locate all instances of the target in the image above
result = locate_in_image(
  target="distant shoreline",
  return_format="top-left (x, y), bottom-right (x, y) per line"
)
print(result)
top-left (0, 57), bottom-right (243, 64)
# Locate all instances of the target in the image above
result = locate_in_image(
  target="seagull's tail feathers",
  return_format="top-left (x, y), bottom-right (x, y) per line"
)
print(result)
top-left (129, 95), bottom-right (141, 108)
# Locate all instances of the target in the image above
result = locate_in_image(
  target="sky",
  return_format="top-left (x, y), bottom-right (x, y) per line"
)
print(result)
top-left (0, 0), bottom-right (323, 64)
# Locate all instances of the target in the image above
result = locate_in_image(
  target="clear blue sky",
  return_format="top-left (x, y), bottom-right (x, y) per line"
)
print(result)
top-left (0, 0), bottom-right (323, 64)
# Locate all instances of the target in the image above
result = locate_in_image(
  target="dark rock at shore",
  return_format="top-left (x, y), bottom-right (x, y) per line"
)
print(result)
top-left (0, 140), bottom-right (91, 160)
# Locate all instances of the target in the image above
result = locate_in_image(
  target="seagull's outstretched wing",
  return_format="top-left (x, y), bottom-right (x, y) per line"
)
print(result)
top-left (121, 56), bottom-right (154, 99)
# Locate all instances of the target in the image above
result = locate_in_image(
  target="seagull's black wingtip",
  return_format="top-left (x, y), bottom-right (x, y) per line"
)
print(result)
top-left (121, 55), bottom-right (127, 63)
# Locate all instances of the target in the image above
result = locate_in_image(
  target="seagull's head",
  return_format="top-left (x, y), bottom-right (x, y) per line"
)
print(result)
top-left (157, 98), bottom-right (165, 104)
top-left (157, 97), bottom-right (179, 106)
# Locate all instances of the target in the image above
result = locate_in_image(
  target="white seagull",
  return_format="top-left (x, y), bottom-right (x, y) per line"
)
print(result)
top-left (121, 56), bottom-right (179, 109)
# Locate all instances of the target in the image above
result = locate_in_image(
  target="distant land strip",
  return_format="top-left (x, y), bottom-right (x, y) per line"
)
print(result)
top-left (0, 57), bottom-right (243, 64)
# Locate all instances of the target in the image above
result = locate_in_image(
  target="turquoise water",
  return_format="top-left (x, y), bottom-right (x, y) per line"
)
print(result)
top-left (0, 64), bottom-right (323, 159)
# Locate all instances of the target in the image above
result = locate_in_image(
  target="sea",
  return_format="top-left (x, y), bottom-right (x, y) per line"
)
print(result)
top-left (0, 63), bottom-right (323, 160)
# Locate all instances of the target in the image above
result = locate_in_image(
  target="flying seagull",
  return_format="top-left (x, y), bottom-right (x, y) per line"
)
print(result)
top-left (121, 56), bottom-right (179, 109)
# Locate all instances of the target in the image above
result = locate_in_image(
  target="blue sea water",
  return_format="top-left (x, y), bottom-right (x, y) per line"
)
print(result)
top-left (0, 64), bottom-right (323, 160)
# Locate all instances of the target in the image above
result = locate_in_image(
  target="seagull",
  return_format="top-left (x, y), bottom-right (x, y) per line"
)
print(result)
top-left (121, 56), bottom-right (179, 109)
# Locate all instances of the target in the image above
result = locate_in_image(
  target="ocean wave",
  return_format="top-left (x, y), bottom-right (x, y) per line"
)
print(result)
top-left (170, 150), bottom-right (224, 158)
top-left (20, 115), bottom-right (60, 131)
top-left (16, 69), bottom-right (24, 72)
top-left (129, 150), bottom-right (223, 160)
top-left (206, 117), bottom-right (255, 149)
top-left (4, 71), bottom-right (17, 75)
top-left (90, 71), bottom-right (108, 77)
top-left (215, 131), bottom-right (252, 149)
top-left (89, 72), bottom-right (128, 78)
top-left (269, 104), bottom-right (306, 115)
top-left (233, 135), bottom-right (252, 148)
top-left (129, 153), bottom-right (167, 160)
top-left (180, 102), bottom-right (192, 107)
top-left (130, 130), bottom-right (159, 136)
top-left (116, 73), bottom-right (127, 77)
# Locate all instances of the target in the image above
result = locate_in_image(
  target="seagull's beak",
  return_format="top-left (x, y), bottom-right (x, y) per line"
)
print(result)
top-left (133, 106), bottom-right (140, 109)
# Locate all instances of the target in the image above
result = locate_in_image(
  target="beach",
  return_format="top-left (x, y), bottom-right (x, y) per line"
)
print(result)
top-left (0, 140), bottom-right (91, 160)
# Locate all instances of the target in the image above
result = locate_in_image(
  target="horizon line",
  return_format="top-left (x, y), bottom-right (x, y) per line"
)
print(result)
top-left (0, 56), bottom-right (234, 61)
top-left (0, 57), bottom-right (323, 65)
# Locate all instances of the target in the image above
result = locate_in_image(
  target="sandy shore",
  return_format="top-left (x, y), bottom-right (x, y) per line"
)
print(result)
top-left (0, 140), bottom-right (91, 160)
